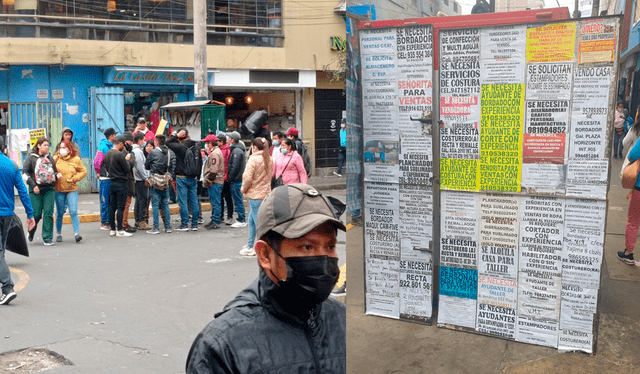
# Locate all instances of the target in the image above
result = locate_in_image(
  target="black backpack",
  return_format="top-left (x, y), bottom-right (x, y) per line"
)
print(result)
top-left (295, 139), bottom-right (312, 177)
top-left (183, 143), bottom-right (199, 177)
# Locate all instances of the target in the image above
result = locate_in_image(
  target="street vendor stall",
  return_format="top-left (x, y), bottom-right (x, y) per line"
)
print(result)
top-left (160, 100), bottom-right (226, 139)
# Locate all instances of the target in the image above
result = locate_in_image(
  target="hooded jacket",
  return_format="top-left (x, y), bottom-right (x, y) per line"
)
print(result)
top-left (227, 141), bottom-right (246, 184)
top-left (166, 135), bottom-right (202, 178)
top-left (241, 150), bottom-right (273, 200)
top-left (94, 138), bottom-right (114, 178)
top-left (132, 144), bottom-right (150, 182)
top-left (186, 269), bottom-right (346, 374)
top-left (22, 151), bottom-right (58, 193)
top-left (55, 127), bottom-right (80, 154)
top-left (219, 142), bottom-right (231, 181)
top-left (145, 145), bottom-right (176, 180)
top-left (54, 152), bottom-right (87, 193)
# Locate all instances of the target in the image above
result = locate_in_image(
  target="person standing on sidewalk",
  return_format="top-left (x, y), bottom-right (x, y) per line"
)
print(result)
top-left (334, 119), bottom-right (346, 177)
top-left (104, 136), bottom-right (134, 238)
top-left (23, 137), bottom-right (59, 246)
top-left (0, 137), bottom-right (35, 305)
top-left (120, 132), bottom-right (137, 233)
top-left (273, 138), bottom-right (307, 185)
top-left (53, 139), bottom-right (87, 243)
top-left (167, 128), bottom-right (202, 231)
top-left (145, 134), bottom-right (175, 234)
top-left (239, 138), bottom-right (273, 256)
top-left (614, 101), bottom-right (626, 159)
top-left (132, 117), bottom-right (156, 142)
top-left (620, 135), bottom-right (640, 265)
top-left (202, 134), bottom-right (224, 230)
top-left (186, 184), bottom-right (346, 373)
top-left (93, 127), bottom-right (116, 230)
top-left (217, 134), bottom-right (234, 225)
top-left (228, 131), bottom-right (247, 228)
top-left (132, 132), bottom-right (151, 230)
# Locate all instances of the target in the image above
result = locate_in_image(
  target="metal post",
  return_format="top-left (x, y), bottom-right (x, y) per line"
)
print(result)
top-left (194, 0), bottom-right (208, 100)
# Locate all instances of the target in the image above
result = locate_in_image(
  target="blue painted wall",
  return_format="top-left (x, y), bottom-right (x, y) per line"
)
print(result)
top-left (0, 71), bottom-right (8, 101)
top-left (622, 3), bottom-right (640, 59)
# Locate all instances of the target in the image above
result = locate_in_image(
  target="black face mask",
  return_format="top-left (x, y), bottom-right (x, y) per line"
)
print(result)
top-left (272, 255), bottom-right (340, 314)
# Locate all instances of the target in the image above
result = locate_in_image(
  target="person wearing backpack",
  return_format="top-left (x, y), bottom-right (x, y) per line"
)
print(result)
top-left (23, 137), bottom-right (59, 246)
top-left (227, 132), bottom-right (247, 228)
top-left (54, 139), bottom-right (87, 243)
top-left (166, 128), bottom-right (202, 231)
top-left (286, 127), bottom-right (312, 177)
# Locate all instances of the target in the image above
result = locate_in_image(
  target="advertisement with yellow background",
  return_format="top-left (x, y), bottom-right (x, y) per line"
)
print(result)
top-left (526, 22), bottom-right (576, 63)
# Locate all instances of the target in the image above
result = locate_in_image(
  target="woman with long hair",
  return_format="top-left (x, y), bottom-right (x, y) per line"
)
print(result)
top-left (22, 137), bottom-right (59, 246)
top-left (273, 138), bottom-right (307, 185)
top-left (239, 137), bottom-right (274, 257)
top-left (54, 139), bottom-right (87, 243)
top-left (143, 140), bottom-right (155, 157)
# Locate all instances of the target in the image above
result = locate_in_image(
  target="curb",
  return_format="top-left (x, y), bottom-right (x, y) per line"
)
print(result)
top-left (61, 183), bottom-right (345, 225)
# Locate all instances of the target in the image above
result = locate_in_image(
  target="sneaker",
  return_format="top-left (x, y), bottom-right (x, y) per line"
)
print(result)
top-left (225, 217), bottom-right (234, 225)
top-left (100, 224), bottom-right (110, 231)
top-left (205, 222), bottom-right (220, 230)
top-left (173, 217), bottom-right (181, 222)
top-left (191, 226), bottom-right (198, 231)
top-left (231, 221), bottom-right (248, 228)
top-left (239, 245), bottom-right (256, 256)
top-left (333, 171), bottom-right (342, 177)
top-left (0, 289), bottom-right (17, 305)
top-left (116, 231), bottom-right (133, 237)
top-left (164, 227), bottom-right (172, 233)
top-left (332, 282), bottom-right (346, 295)
top-left (56, 235), bottom-right (62, 243)
top-left (617, 250), bottom-right (635, 265)
top-left (147, 229), bottom-right (160, 235)
top-left (176, 226), bottom-right (190, 232)
top-left (124, 226), bottom-right (137, 233)
top-left (28, 227), bottom-right (36, 242)
top-left (137, 222), bottom-right (152, 230)
top-left (197, 218), bottom-right (205, 224)
top-left (75, 234), bottom-right (82, 243)
top-left (110, 230), bottom-right (116, 237)
top-left (44, 240), bottom-right (55, 246)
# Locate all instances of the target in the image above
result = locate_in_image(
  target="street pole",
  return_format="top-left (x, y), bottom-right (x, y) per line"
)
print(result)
top-left (194, 0), bottom-right (208, 100)
top-left (573, 0), bottom-right (580, 18)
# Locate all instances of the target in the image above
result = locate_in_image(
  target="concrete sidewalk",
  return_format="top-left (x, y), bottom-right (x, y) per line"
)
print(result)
top-left (13, 175), bottom-right (347, 224)
top-left (346, 156), bottom-right (640, 374)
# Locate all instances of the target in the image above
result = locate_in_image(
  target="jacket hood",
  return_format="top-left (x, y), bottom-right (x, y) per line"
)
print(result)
top-left (61, 127), bottom-right (73, 139)
top-left (99, 138), bottom-right (112, 147)
top-left (230, 141), bottom-right (245, 152)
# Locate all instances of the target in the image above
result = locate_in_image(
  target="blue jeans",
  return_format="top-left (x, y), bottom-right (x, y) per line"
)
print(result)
top-left (151, 187), bottom-right (171, 230)
top-left (0, 216), bottom-right (13, 292)
top-left (55, 191), bottom-right (79, 235)
top-left (176, 177), bottom-right (199, 227)
top-left (99, 179), bottom-right (111, 225)
top-left (614, 130), bottom-right (624, 158)
top-left (207, 184), bottom-right (223, 224)
top-left (247, 199), bottom-right (262, 248)
top-left (230, 182), bottom-right (245, 222)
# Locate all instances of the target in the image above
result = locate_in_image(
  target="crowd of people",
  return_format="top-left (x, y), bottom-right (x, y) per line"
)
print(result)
top-left (86, 119), bottom-right (314, 257)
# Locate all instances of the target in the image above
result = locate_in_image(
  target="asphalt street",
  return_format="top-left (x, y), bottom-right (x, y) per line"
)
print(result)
top-left (1, 188), bottom-right (347, 373)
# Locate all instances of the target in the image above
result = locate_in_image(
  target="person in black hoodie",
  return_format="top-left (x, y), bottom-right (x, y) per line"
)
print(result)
top-left (227, 131), bottom-right (247, 227)
top-left (103, 136), bottom-right (134, 237)
top-left (145, 134), bottom-right (176, 234)
top-left (166, 128), bottom-right (202, 231)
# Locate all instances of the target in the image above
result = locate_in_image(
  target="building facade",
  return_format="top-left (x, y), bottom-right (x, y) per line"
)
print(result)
top-left (0, 0), bottom-right (347, 190)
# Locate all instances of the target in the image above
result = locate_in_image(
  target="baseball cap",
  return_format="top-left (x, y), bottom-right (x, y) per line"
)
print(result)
top-left (104, 127), bottom-right (117, 138)
top-left (123, 131), bottom-right (134, 142)
top-left (229, 131), bottom-right (241, 141)
top-left (256, 184), bottom-right (346, 241)
top-left (202, 134), bottom-right (218, 143)
top-left (217, 132), bottom-right (227, 142)
top-left (137, 117), bottom-right (147, 123)
top-left (286, 127), bottom-right (299, 137)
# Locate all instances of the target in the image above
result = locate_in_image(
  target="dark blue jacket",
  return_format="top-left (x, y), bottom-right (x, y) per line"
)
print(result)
top-left (186, 269), bottom-right (346, 374)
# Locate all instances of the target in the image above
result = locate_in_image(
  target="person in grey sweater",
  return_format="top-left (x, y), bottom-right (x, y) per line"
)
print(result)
top-left (132, 132), bottom-right (151, 230)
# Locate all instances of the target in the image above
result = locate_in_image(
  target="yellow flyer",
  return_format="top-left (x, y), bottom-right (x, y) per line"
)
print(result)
top-left (526, 22), bottom-right (576, 63)
top-left (29, 128), bottom-right (46, 147)
top-left (440, 158), bottom-right (479, 191)
top-left (479, 84), bottom-right (524, 192)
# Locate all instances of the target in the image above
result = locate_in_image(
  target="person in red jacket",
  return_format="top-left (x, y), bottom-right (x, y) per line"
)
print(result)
top-left (217, 133), bottom-right (234, 225)
top-left (132, 117), bottom-right (156, 142)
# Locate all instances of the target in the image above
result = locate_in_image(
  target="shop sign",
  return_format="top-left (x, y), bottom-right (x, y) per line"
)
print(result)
top-left (104, 68), bottom-right (196, 85)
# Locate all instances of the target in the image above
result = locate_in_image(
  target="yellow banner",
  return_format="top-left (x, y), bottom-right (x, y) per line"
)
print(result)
top-left (440, 158), bottom-right (479, 191)
top-left (29, 128), bottom-right (46, 147)
top-left (479, 84), bottom-right (524, 192)
top-left (526, 22), bottom-right (576, 63)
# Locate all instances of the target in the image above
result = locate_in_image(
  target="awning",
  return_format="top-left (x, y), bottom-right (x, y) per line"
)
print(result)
top-left (161, 100), bottom-right (225, 110)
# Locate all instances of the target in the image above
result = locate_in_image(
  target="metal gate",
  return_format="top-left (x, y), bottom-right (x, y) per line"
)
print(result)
top-left (8, 102), bottom-right (63, 165)
top-left (314, 89), bottom-right (346, 169)
top-left (88, 86), bottom-right (124, 191)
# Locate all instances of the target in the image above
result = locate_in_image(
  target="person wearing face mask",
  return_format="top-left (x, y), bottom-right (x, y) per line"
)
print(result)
top-left (334, 119), bottom-right (347, 177)
top-left (186, 184), bottom-right (346, 374)
top-left (273, 138), bottom-right (307, 185)
top-left (53, 139), bottom-right (87, 243)
top-left (270, 131), bottom-right (285, 160)
top-left (202, 134), bottom-right (224, 230)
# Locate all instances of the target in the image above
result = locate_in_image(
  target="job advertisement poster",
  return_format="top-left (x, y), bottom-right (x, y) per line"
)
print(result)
top-left (364, 182), bottom-right (399, 260)
top-left (578, 18), bottom-right (617, 64)
top-left (399, 258), bottom-right (433, 322)
top-left (365, 257), bottom-right (400, 319)
top-left (438, 266), bottom-right (478, 328)
top-left (480, 25), bottom-right (526, 84)
top-left (476, 275), bottom-right (518, 338)
top-left (525, 63), bottom-right (573, 101)
top-left (565, 159), bottom-right (608, 199)
top-left (515, 315), bottom-right (560, 347)
top-left (478, 193), bottom-right (520, 279)
top-left (558, 285), bottom-right (597, 353)
top-left (440, 191), bottom-right (479, 268)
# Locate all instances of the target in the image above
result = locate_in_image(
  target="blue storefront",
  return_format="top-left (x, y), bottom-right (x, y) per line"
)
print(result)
top-left (0, 65), bottom-right (196, 192)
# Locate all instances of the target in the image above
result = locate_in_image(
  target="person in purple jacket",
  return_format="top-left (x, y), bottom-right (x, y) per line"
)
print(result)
top-left (0, 137), bottom-right (35, 305)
